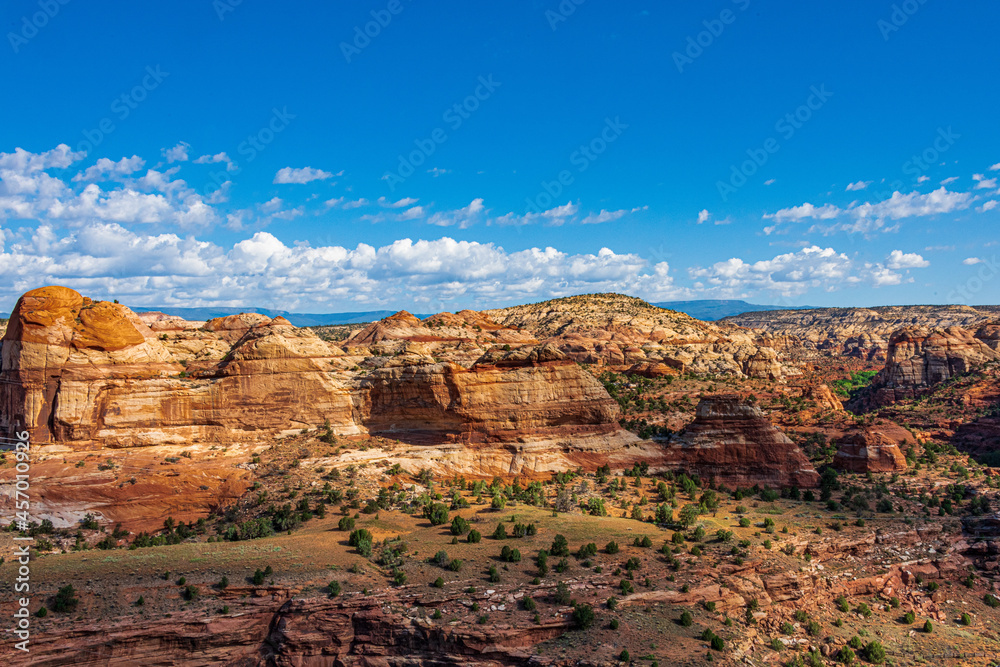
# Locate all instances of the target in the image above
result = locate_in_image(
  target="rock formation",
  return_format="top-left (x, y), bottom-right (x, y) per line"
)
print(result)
top-left (725, 305), bottom-right (993, 360)
top-left (850, 325), bottom-right (1000, 410)
top-left (485, 293), bottom-right (787, 378)
top-left (661, 395), bottom-right (820, 488)
top-left (0, 287), bottom-right (640, 475)
top-left (833, 430), bottom-right (908, 473)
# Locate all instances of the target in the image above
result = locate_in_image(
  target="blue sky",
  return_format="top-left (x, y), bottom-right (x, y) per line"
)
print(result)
top-left (1, 1), bottom-right (998, 314)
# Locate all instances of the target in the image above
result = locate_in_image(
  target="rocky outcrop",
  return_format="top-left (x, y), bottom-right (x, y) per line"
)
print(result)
top-left (485, 293), bottom-right (788, 378)
top-left (850, 326), bottom-right (1000, 410)
top-left (660, 395), bottom-right (820, 488)
top-left (833, 430), bottom-right (908, 473)
top-left (0, 287), bottom-right (637, 464)
top-left (724, 305), bottom-right (993, 360)
top-left (0, 591), bottom-right (572, 666)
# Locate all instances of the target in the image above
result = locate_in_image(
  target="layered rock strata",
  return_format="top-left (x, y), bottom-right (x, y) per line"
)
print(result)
top-left (833, 430), bottom-right (908, 473)
top-left (661, 395), bottom-right (820, 488)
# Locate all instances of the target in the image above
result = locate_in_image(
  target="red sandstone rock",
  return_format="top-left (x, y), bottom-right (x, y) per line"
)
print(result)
top-left (833, 430), bottom-right (908, 473)
top-left (661, 394), bottom-right (820, 488)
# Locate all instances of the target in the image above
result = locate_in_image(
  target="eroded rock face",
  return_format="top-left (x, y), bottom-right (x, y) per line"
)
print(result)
top-left (833, 430), bottom-right (908, 473)
top-left (485, 294), bottom-right (788, 378)
top-left (725, 305), bottom-right (993, 360)
top-left (662, 395), bottom-right (820, 488)
top-left (850, 326), bottom-right (1000, 410)
top-left (0, 287), bottom-right (636, 471)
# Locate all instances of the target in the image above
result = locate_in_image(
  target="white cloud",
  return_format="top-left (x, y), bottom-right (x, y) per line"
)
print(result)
top-left (763, 202), bottom-right (842, 223)
top-left (764, 187), bottom-right (974, 234)
top-left (0, 226), bottom-right (693, 310)
top-left (973, 173), bottom-right (998, 190)
top-left (964, 257), bottom-right (983, 265)
top-left (886, 250), bottom-right (929, 269)
top-left (697, 209), bottom-right (710, 224)
top-left (941, 176), bottom-right (959, 185)
top-left (689, 246), bottom-right (856, 297)
top-left (845, 180), bottom-right (871, 191)
top-left (990, 163), bottom-right (1000, 171)
top-left (274, 166), bottom-right (335, 184)
top-left (916, 175), bottom-right (929, 183)
top-left (341, 198), bottom-right (369, 209)
top-left (396, 205), bottom-right (426, 221)
top-left (377, 196), bottom-right (419, 208)
top-left (73, 156), bottom-right (146, 182)
top-left (0, 144), bottom-right (86, 172)
top-left (161, 142), bottom-right (190, 163)
top-left (764, 178), bottom-right (776, 186)
top-left (426, 198), bottom-right (485, 228)
top-left (581, 206), bottom-right (647, 225)
top-left (978, 200), bottom-right (998, 213)
top-left (427, 167), bottom-right (451, 177)
top-left (194, 152), bottom-right (237, 172)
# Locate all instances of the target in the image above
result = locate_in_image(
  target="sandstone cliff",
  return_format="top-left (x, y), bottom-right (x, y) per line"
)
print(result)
top-left (661, 395), bottom-right (820, 488)
top-left (725, 305), bottom-right (993, 360)
top-left (0, 287), bottom-right (638, 476)
top-left (850, 325), bottom-right (1000, 410)
top-left (833, 430), bottom-right (908, 473)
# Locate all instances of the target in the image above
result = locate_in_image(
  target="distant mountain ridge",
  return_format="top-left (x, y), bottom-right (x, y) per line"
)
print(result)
top-left (130, 306), bottom-right (431, 328)
top-left (655, 300), bottom-right (814, 321)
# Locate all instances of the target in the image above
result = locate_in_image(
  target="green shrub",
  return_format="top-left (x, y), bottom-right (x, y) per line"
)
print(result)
top-left (52, 585), bottom-right (78, 613)
top-left (679, 611), bottom-right (693, 626)
top-left (467, 529), bottom-right (482, 543)
top-left (572, 603), bottom-right (595, 629)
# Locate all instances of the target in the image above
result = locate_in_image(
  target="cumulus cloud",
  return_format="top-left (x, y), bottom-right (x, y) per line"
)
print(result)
top-left (427, 167), bottom-right (451, 177)
top-left (964, 257), bottom-right (983, 265)
top-left (274, 166), bottom-right (335, 184)
top-left (978, 201), bottom-right (998, 213)
top-left (161, 142), bottom-right (190, 163)
top-left (763, 202), bottom-right (842, 223)
top-left (973, 173), bottom-right (998, 190)
top-left (764, 187), bottom-right (974, 234)
top-left (917, 175), bottom-right (930, 183)
top-left (941, 176), bottom-right (959, 185)
top-left (0, 226), bottom-right (692, 310)
top-left (886, 250), bottom-right (929, 269)
top-left (73, 156), bottom-right (146, 182)
top-left (697, 209), bottom-right (711, 224)
top-left (426, 198), bottom-right (485, 228)
top-left (845, 180), bottom-right (871, 191)
top-left (688, 245), bottom-right (911, 297)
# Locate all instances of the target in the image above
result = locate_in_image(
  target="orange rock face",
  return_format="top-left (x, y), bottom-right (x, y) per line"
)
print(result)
top-left (0, 287), bottom-right (636, 468)
top-left (833, 430), bottom-right (908, 473)
top-left (661, 395), bottom-right (820, 488)
top-left (851, 325), bottom-right (1000, 410)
